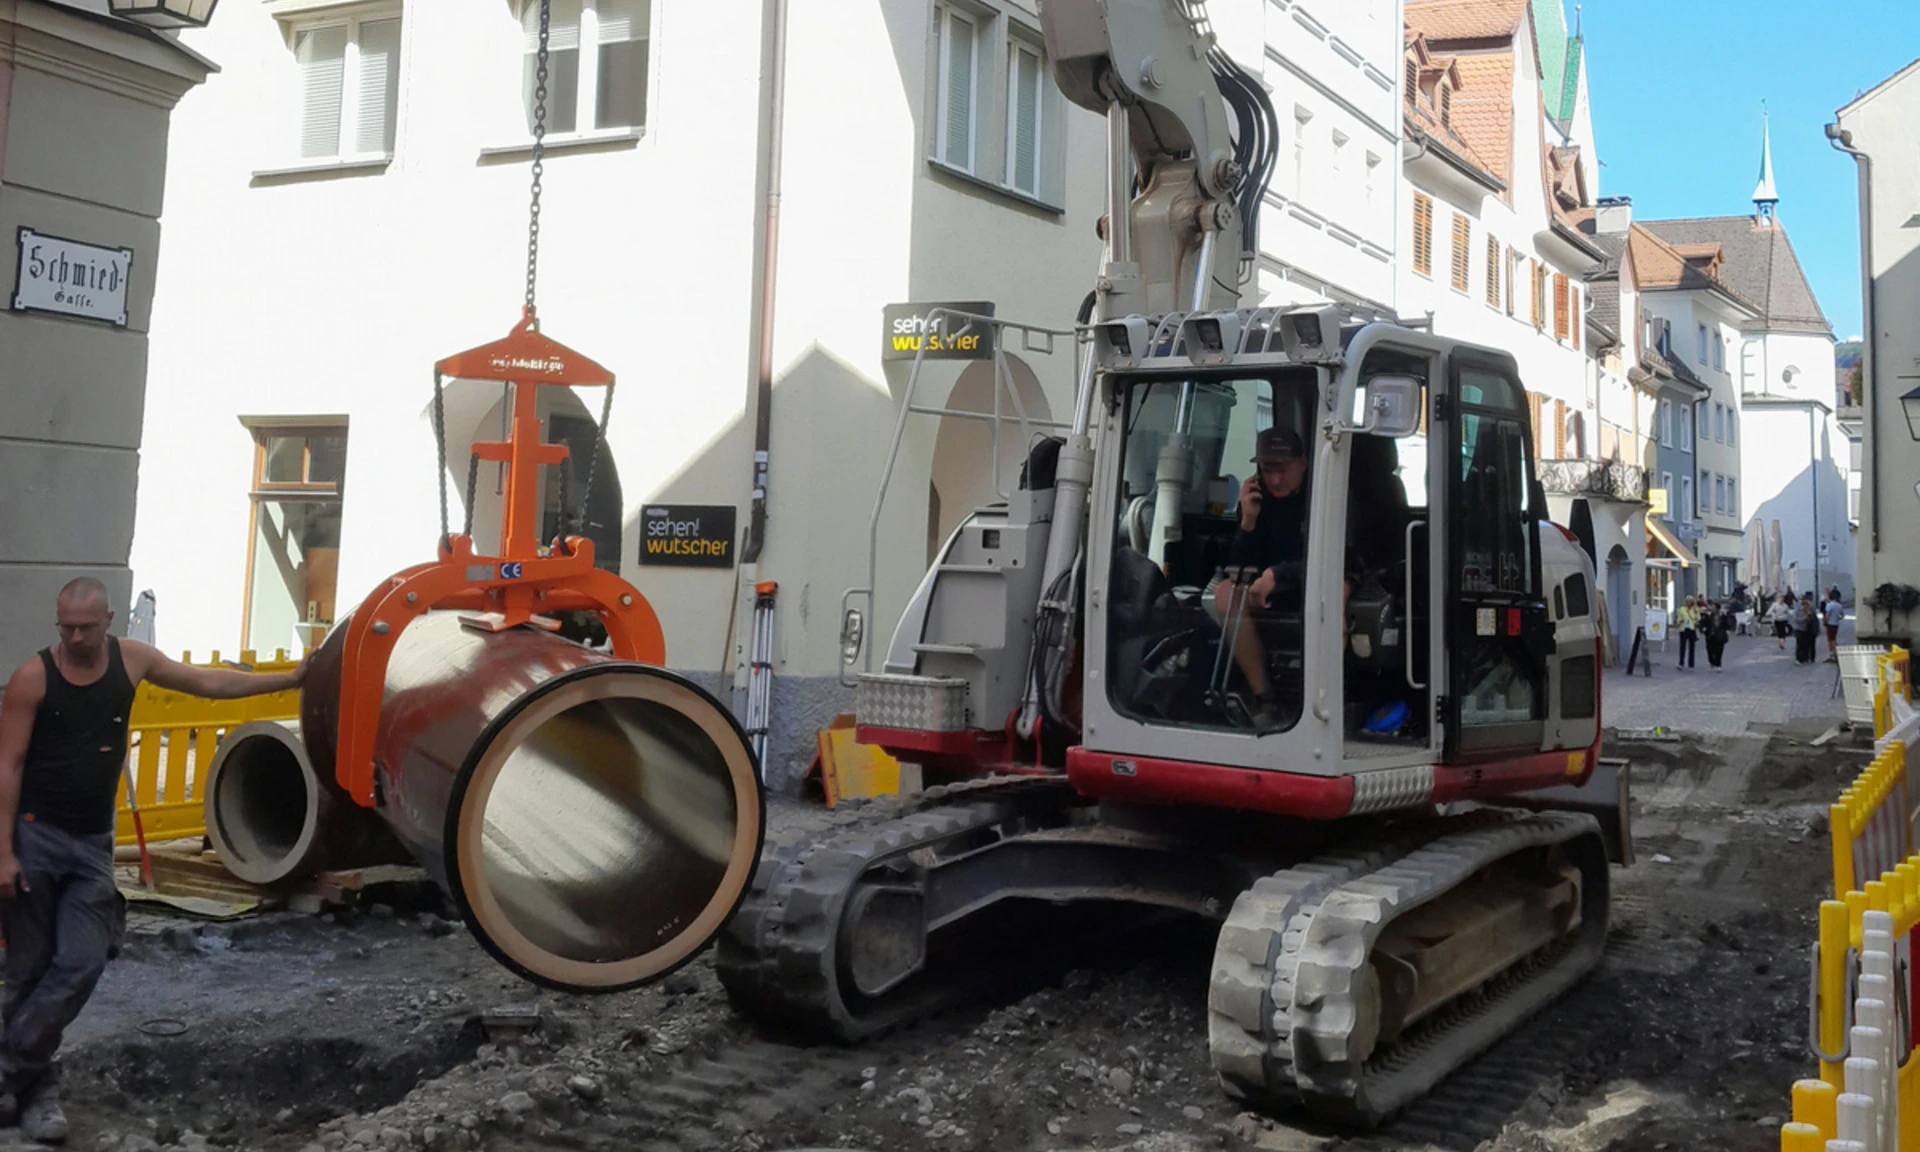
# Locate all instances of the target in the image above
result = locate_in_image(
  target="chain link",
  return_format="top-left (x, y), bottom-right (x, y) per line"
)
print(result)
top-left (464, 451), bottom-right (481, 538)
top-left (525, 0), bottom-right (551, 320)
top-left (575, 378), bottom-right (616, 539)
top-left (431, 370), bottom-right (452, 549)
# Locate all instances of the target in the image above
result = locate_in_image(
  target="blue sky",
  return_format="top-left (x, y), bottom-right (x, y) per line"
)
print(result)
top-left (1579, 0), bottom-right (1920, 340)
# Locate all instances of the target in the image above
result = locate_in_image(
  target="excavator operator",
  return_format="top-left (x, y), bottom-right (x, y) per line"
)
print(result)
top-left (1211, 426), bottom-right (1310, 728)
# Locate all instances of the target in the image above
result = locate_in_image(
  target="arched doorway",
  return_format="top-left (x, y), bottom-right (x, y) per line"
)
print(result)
top-left (1607, 544), bottom-right (1631, 662)
top-left (926, 355), bottom-right (1052, 565)
top-left (434, 383), bottom-right (623, 572)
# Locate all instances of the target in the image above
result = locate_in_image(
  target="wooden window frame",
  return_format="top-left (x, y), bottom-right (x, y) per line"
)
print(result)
top-left (1450, 212), bottom-right (1470, 293)
top-left (1412, 193), bottom-right (1433, 276)
top-left (1485, 235), bottom-right (1501, 308)
top-left (239, 419), bottom-right (348, 652)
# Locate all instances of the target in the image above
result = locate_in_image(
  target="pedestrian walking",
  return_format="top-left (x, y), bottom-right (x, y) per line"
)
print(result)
top-left (1823, 588), bottom-right (1845, 662)
top-left (1704, 599), bottom-right (1730, 671)
top-left (1676, 595), bottom-right (1699, 669)
top-left (1793, 594), bottom-right (1819, 664)
top-left (1769, 594), bottom-right (1792, 650)
top-left (0, 578), bottom-right (305, 1142)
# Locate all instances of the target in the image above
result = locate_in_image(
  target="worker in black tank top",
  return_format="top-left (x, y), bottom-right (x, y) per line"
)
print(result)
top-left (18, 640), bottom-right (137, 836)
top-left (0, 578), bottom-right (307, 1140)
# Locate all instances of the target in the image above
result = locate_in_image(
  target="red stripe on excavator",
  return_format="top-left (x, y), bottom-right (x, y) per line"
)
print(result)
top-left (1430, 749), bottom-right (1594, 804)
top-left (855, 725), bottom-right (1002, 756)
top-left (1065, 749), bottom-right (1355, 819)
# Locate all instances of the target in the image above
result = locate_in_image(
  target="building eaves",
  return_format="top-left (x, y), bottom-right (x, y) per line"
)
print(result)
top-left (1404, 115), bottom-right (1506, 192)
top-left (28, 0), bottom-right (219, 73)
top-left (1839, 57), bottom-right (1920, 118)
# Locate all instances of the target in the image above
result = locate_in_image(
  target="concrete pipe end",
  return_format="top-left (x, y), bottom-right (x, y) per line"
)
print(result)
top-left (204, 720), bottom-right (322, 886)
top-left (446, 664), bottom-right (766, 993)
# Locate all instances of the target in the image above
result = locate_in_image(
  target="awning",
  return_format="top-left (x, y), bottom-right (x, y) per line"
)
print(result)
top-left (1647, 519), bottom-right (1700, 568)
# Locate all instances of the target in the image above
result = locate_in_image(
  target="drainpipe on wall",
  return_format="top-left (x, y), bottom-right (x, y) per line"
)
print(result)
top-left (1828, 124), bottom-right (1877, 555)
top-left (728, 0), bottom-right (787, 721)
top-left (744, 0), bottom-right (788, 565)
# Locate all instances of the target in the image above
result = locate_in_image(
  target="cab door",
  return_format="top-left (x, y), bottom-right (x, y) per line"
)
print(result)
top-left (1443, 351), bottom-right (1551, 757)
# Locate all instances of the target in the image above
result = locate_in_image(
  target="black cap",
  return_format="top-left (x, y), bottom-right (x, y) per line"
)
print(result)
top-left (1251, 426), bottom-right (1305, 464)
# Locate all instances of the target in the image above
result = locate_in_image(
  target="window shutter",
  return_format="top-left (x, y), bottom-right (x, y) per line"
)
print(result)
top-left (296, 25), bottom-right (348, 159)
top-left (1530, 263), bottom-right (1542, 328)
top-left (1405, 57), bottom-right (1418, 106)
top-left (526, 0), bottom-right (584, 51)
top-left (355, 18), bottom-right (402, 155)
top-left (1439, 85), bottom-right (1451, 126)
top-left (944, 10), bottom-right (976, 169)
top-left (1553, 399), bottom-right (1567, 458)
top-left (1528, 391), bottom-right (1544, 447)
top-left (1450, 214), bottom-right (1470, 291)
top-left (1506, 248), bottom-right (1516, 315)
top-left (1553, 274), bottom-right (1569, 340)
top-left (1571, 285), bottom-right (1581, 350)
top-left (1010, 43), bottom-right (1041, 196)
top-left (1486, 236), bottom-right (1500, 307)
top-left (1412, 194), bottom-right (1432, 275)
top-left (594, 0), bottom-right (647, 42)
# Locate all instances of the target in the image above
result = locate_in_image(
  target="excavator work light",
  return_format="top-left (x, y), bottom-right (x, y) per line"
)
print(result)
top-left (1095, 316), bottom-right (1151, 367)
top-left (1278, 304), bottom-right (1343, 362)
top-left (1179, 311), bottom-right (1241, 366)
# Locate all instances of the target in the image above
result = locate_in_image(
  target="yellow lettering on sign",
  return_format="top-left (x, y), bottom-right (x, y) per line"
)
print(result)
top-left (891, 335), bottom-right (920, 352)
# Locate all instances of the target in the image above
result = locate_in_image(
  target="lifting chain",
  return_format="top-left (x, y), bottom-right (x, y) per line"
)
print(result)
top-left (525, 0), bottom-right (550, 320)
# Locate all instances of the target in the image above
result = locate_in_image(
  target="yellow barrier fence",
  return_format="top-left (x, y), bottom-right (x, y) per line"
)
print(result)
top-left (1878, 648), bottom-right (1913, 740)
top-left (1832, 741), bottom-right (1913, 899)
top-left (1783, 654), bottom-right (1920, 1151)
top-left (116, 650), bottom-right (301, 848)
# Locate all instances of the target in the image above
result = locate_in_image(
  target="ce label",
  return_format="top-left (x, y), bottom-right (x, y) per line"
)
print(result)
top-left (498, 562), bottom-right (524, 579)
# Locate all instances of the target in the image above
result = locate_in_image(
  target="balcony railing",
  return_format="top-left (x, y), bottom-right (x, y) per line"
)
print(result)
top-left (1536, 458), bottom-right (1649, 503)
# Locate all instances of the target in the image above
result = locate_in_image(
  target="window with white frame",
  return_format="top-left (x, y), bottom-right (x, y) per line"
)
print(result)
top-left (1698, 470), bottom-right (1708, 517)
top-left (523, 0), bottom-right (649, 138)
top-left (1661, 471), bottom-right (1674, 513)
top-left (1714, 403), bottom-right (1725, 443)
top-left (1660, 399), bottom-right (1672, 447)
top-left (1715, 473), bottom-right (1725, 513)
top-left (1713, 335), bottom-right (1724, 371)
top-left (1697, 323), bottom-right (1708, 364)
top-left (292, 10), bottom-right (401, 161)
top-left (1681, 475), bottom-right (1694, 521)
top-left (1727, 412), bottom-right (1735, 447)
top-left (1005, 34), bottom-right (1043, 196)
top-left (1729, 477), bottom-right (1737, 517)
top-left (1679, 403), bottom-right (1692, 450)
top-left (934, 5), bottom-right (981, 172)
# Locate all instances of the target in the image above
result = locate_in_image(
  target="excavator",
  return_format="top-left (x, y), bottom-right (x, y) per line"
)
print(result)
top-left (716, 0), bottom-right (1630, 1124)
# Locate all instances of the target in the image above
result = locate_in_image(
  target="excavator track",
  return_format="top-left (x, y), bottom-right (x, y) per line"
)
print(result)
top-left (715, 775), bottom-right (1083, 1042)
top-left (1208, 809), bottom-right (1609, 1126)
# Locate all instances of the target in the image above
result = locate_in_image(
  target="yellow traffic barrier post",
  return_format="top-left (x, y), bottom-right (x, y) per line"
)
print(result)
top-left (1779, 1120), bottom-right (1824, 1152)
top-left (1793, 1078), bottom-right (1838, 1139)
top-left (1819, 900), bottom-right (1853, 1086)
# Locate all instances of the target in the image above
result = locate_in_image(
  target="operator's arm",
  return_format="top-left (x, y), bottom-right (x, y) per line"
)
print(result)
top-left (124, 640), bottom-right (308, 699)
top-left (0, 660), bottom-right (45, 896)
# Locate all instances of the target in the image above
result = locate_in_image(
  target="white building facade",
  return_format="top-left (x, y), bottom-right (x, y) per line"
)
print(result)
top-left (1834, 62), bottom-right (1920, 643)
top-left (1210, 0), bottom-right (1400, 317)
top-left (134, 0), bottom-right (1109, 787)
top-left (1642, 128), bottom-right (1846, 601)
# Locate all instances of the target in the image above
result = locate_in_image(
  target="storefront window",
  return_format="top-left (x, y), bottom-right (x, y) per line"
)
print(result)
top-left (242, 421), bottom-right (347, 654)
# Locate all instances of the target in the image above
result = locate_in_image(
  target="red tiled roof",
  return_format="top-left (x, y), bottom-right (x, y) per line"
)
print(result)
top-left (1404, 0), bottom-right (1529, 43)
top-left (1627, 223), bottom-right (1760, 313)
top-left (1448, 52), bottom-right (1515, 183)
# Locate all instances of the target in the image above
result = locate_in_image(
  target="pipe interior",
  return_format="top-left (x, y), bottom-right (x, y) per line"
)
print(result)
top-left (214, 734), bottom-right (311, 865)
top-left (468, 694), bottom-right (740, 967)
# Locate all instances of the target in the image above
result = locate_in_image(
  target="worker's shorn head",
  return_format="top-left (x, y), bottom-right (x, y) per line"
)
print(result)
top-left (55, 577), bottom-right (113, 661)
top-left (1251, 426), bottom-right (1308, 498)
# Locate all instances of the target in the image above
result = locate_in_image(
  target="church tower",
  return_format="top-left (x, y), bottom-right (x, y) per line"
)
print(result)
top-left (1753, 109), bottom-right (1779, 225)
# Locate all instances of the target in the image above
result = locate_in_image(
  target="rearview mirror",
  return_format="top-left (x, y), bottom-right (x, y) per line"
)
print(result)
top-left (839, 608), bottom-right (865, 664)
top-left (1348, 374), bottom-right (1423, 437)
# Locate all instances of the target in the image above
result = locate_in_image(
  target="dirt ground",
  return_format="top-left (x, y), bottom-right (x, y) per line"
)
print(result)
top-left (27, 717), bottom-right (1868, 1152)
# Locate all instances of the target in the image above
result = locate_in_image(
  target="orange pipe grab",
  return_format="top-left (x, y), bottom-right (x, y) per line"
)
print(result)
top-left (331, 311), bottom-right (665, 807)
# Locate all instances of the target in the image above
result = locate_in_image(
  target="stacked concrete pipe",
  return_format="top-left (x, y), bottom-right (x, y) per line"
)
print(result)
top-left (204, 611), bottom-right (764, 991)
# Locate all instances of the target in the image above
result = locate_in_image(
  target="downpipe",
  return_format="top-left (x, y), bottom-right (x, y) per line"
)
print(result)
top-left (215, 613), bottom-right (765, 992)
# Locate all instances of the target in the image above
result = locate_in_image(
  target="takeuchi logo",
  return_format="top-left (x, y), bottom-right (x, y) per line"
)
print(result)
top-left (488, 354), bottom-right (566, 374)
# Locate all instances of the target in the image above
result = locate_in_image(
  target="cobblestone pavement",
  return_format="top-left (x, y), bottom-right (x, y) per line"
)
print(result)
top-left (1602, 614), bottom-right (1859, 736)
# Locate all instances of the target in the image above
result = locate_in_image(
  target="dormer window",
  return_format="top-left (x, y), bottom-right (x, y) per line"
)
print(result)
top-left (1439, 84), bottom-right (1452, 126)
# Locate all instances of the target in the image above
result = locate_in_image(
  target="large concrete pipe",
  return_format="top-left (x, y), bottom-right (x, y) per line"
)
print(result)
top-left (202, 720), bottom-right (409, 884)
top-left (293, 611), bottom-right (764, 991)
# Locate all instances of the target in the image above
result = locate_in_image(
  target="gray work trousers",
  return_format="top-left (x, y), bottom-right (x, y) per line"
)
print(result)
top-left (0, 818), bottom-right (124, 1095)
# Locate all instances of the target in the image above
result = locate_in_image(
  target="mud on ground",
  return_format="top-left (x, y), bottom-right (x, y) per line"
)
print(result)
top-left (40, 720), bottom-right (1864, 1152)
